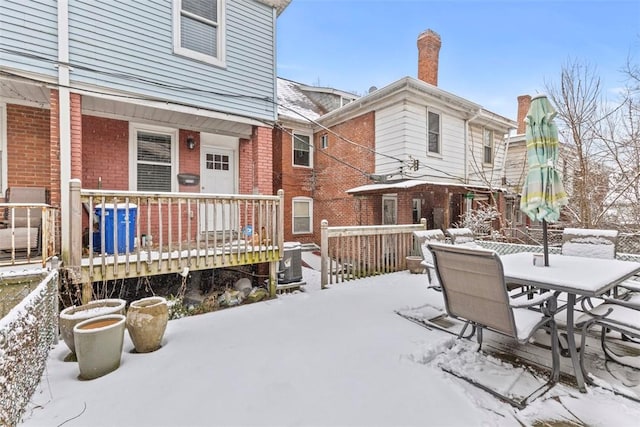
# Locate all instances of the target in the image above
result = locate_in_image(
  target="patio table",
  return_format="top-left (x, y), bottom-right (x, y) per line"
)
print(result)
top-left (500, 252), bottom-right (640, 392)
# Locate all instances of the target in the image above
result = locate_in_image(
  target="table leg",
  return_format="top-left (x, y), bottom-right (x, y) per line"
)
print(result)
top-left (565, 293), bottom-right (586, 392)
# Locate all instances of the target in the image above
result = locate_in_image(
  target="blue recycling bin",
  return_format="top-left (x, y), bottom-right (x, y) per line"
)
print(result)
top-left (93, 204), bottom-right (137, 254)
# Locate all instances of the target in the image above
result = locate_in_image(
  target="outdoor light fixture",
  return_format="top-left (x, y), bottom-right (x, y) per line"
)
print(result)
top-left (186, 136), bottom-right (196, 150)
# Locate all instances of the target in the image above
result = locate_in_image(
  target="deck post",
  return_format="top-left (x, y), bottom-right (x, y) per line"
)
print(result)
top-left (269, 260), bottom-right (277, 297)
top-left (69, 179), bottom-right (89, 302)
top-left (321, 219), bottom-right (328, 289)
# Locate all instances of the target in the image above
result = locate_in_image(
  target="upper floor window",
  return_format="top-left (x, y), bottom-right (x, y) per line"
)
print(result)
top-left (293, 132), bottom-right (312, 167)
top-left (427, 110), bottom-right (440, 154)
top-left (483, 128), bottom-right (494, 164)
top-left (129, 124), bottom-right (178, 192)
top-left (173, 0), bottom-right (225, 66)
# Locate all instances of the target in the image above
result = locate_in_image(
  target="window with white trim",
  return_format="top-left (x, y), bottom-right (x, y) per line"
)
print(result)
top-left (130, 125), bottom-right (178, 192)
top-left (292, 197), bottom-right (312, 234)
top-left (173, 0), bottom-right (225, 66)
top-left (427, 110), bottom-right (440, 154)
top-left (293, 132), bottom-right (312, 167)
top-left (483, 128), bottom-right (494, 164)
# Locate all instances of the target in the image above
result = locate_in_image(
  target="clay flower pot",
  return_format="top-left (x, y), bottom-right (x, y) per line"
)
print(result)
top-left (126, 296), bottom-right (168, 353)
top-left (406, 256), bottom-right (426, 274)
top-left (59, 298), bottom-right (127, 355)
top-left (73, 314), bottom-right (126, 380)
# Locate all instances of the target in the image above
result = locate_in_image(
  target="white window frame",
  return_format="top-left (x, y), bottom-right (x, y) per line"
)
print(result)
top-left (427, 109), bottom-right (441, 155)
top-left (320, 134), bottom-right (328, 150)
top-left (292, 197), bottom-right (313, 234)
top-left (0, 104), bottom-right (6, 195)
top-left (483, 128), bottom-right (494, 165)
top-left (128, 123), bottom-right (179, 192)
top-left (292, 131), bottom-right (313, 168)
top-left (173, 0), bottom-right (226, 67)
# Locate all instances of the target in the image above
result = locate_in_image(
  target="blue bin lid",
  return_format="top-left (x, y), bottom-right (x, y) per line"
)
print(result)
top-left (95, 203), bottom-right (137, 209)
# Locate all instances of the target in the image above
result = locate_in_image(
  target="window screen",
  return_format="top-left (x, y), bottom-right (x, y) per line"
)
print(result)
top-left (137, 132), bottom-right (172, 192)
top-left (293, 199), bottom-right (311, 233)
top-left (180, 0), bottom-right (218, 57)
top-left (428, 111), bottom-right (440, 154)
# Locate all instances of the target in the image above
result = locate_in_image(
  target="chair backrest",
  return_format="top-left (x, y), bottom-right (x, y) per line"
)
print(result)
top-left (413, 229), bottom-right (446, 266)
top-left (428, 243), bottom-right (517, 337)
top-left (445, 227), bottom-right (476, 245)
top-left (5, 187), bottom-right (47, 227)
top-left (561, 228), bottom-right (618, 259)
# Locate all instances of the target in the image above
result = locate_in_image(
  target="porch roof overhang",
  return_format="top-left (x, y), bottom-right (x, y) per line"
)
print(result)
top-left (346, 179), bottom-right (505, 195)
top-left (80, 92), bottom-right (265, 139)
top-left (0, 72), bottom-right (269, 139)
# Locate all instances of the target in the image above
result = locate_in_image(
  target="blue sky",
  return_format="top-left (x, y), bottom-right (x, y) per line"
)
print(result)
top-left (276, 0), bottom-right (640, 120)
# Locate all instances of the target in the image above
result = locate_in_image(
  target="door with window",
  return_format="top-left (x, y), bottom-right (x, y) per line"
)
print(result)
top-left (200, 146), bottom-right (236, 233)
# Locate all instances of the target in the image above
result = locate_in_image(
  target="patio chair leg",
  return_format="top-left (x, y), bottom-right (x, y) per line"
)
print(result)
top-left (579, 319), bottom-right (598, 387)
top-left (475, 327), bottom-right (483, 351)
top-left (549, 320), bottom-right (560, 383)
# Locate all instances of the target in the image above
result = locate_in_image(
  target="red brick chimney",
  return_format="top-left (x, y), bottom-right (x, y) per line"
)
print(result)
top-left (517, 95), bottom-right (532, 134)
top-left (417, 29), bottom-right (441, 86)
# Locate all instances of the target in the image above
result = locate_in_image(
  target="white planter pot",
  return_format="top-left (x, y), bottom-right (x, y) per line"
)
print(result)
top-left (126, 296), bottom-right (169, 353)
top-left (73, 314), bottom-right (126, 380)
top-left (59, 299), bottom-right (127, 355)
top-left (406, 256), bottom-right (426, 274)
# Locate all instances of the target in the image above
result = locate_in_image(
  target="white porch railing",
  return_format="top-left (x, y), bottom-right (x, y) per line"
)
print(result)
top-left (0, 203), bottom-right (58, 267)
top-left (68, 181), bottom-right (284, 295)
top-left (320, 219), bottom-right (427, 289)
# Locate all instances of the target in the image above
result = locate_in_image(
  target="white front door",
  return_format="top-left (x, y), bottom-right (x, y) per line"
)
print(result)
top-left (200, 135), bottom-right (238, 233)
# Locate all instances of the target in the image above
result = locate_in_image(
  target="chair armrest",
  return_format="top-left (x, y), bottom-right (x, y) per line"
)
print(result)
top-left (618, 279), bottom-right (640, 293)
top-left (509, 292), bottom-right (558, 315)
top-left (601, 295), bottom-right (640, 310)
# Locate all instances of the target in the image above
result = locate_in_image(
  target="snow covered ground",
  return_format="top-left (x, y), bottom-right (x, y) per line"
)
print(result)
top-left (20, 267), bottom-right (640, 426)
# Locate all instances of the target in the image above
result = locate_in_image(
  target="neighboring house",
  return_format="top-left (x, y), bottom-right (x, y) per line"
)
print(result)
top-left (275, 29), bottom-right (516, 244)
top-left (274, 77), bottom-right (359, 243)
top-left (0, 0), bottom-right (290, 265)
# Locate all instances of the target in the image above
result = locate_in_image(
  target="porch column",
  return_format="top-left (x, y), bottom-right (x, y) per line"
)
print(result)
top-left (252, 126), bottom-right (273, 195)
top-left (58, 0), bottom-right (72, 264)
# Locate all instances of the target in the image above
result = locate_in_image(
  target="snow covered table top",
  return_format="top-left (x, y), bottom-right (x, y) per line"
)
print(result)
top-left (501, 253), bottom-right (640, 297)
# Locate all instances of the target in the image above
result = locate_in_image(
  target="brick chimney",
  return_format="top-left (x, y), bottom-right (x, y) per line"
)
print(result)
top-left (417, 29), bottom-right (441, 86)
top-left (517, 95), bottom-right (532, 134)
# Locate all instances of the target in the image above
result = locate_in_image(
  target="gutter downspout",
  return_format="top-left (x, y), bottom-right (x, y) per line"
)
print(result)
top-left (464, 108), bottom-right (482, 184)
top-left (58, 0), bottom-right (72, 265)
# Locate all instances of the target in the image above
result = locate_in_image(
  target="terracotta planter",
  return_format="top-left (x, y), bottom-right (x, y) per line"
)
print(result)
top-left (126, 296), bottom-right (169, 353)
top-left (406, 256), bottom-right (426, 274)
top-left (74, 314), bottom-right (126, 380)
top-left (59, 298), bottom-right (127, 355)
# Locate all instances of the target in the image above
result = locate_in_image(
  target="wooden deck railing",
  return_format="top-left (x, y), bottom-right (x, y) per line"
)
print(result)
top-left (0, 203), bottom-right (58, 267)
top-left (68, 180), bottom-right (284, 291)
top-left (320, 219), bottom-right (427, 289)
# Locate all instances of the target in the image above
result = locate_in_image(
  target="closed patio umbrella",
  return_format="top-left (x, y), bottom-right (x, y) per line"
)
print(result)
top-left (520, 95), bottom-right (568, 266)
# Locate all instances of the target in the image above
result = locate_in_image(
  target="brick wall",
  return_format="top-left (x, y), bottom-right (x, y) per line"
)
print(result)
top-left (312, 112), bottom-right (376, 242)
top-left (82, 115), bottom-right (129, 190)
top-left (178, 130), bottom-right (200, 193)
top-left (6, 104), bottom-right (52, 190)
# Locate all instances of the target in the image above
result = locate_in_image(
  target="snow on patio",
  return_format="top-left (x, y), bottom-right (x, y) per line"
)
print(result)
top-left (20, 268), bottom-right (640, 426)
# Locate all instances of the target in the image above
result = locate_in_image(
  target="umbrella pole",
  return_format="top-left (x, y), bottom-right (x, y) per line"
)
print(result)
top-left (542, 219), bottom-right (549, 266)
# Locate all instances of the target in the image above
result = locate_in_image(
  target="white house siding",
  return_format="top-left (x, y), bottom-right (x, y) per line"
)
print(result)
top-left (375, 100), bottom-right (469, 184)
top-left (0, 0), bottom-right (59, 79)
top-left (67, 0), bottom-right (276, 121)
top-left (466, 124), bottom-right (506, 188)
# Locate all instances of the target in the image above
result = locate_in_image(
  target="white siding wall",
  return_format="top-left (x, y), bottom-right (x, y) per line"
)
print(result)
top-left (0, 0), bottom-right (277, 121)
top-left (375, 100), bottom-right (467, 183)
top-left (68, 0), bottom-right (276, 121)
top-left (466, 124), bottom-right (507, 188)
top-left (0, 0), bottom-right (59, 79)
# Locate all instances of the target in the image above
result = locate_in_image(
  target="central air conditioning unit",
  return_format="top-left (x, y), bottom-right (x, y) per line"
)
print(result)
top-left (279, 242), bottom-right (303, 283)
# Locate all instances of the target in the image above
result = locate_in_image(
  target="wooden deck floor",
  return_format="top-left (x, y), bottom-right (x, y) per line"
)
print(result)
top-left (396, 300), bottom-right (640, 402)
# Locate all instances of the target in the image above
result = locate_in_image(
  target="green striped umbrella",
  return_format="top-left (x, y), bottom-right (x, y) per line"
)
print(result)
top-left (520, 95), bottom-right (568, 266)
